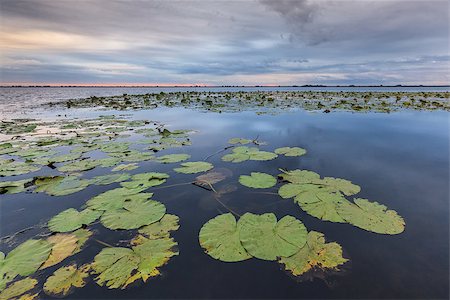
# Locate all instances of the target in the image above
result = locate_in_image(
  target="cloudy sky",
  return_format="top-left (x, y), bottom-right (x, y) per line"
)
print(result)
top-left (0, 0), bottom-right (448, 85)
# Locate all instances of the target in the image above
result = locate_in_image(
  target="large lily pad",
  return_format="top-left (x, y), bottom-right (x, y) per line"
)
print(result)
top-left (199, 213), bottom-right (251, 262)
top-left (120, 172), bottom-right (169, 189)
top-left (35, 176), bottom-right (91, 196)
top-left (173, 162), bottom-right (213, 174)
top-left (139, 214), bottom-right (180, 239)
top-left (86, 188), bottom-right (151, 211)
top-left (274, 147), bottom-right (306, 157)
top-left (101, 142), bottom-right (130, 153)
top-left (336, 198), bottom-right (405, 234)
top-left (279, 231), bottom-right (348, 277)
top-left (157, 154), bottom-right (190, 163)
top-left (58, 159), bottom-right (100, 172)
top-left (0, 239), bottom-right (52, 291)
top-left (228, 138), bottom-right (252, 145)
top-left (222, 146), bottom-right (277, 163)
top-left (43, 264), bottom-right (90, 297)
top-left (92, 237), bottom-right (178, 289)
top-left (40, 234), bottom-right (79, 269)
top-left (109, 150), bottom-right (155, 162)
top-left (238, 213), bottom-right (307, 261)
top-left (100, 200), bottom-right (166, 230)
top-left (112, 163), bottom-right (138, 172)
top-left (0, 277), bottom-right (37, 299)
top-left (48, 208), bottom-right (102, 232)
top-left (239, 172), bottom-right (277, 189)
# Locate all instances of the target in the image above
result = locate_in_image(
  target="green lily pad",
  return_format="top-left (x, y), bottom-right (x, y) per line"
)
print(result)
top-left (238, 213), bottom-right (307, 261)
top-left (58, 159), bottom-right (99, 173)
top-left (90, 173), bottom-right (131, 185)
top-left (279, 183), bottom-right (348, 223)
top-left (278, 169), bottom-right (321, 184)
top-left (43, 264), bottom-right (90, 297)
top-left (112, 163), bottom-right (139, 172)
top-left (41, 153), bottom-right (82, 164)
top-left (48, 208), bottom-right (102, 233)
top-left (86, 188), bottom-right (152, 211)
top-left (279, 231), bottom-right (348, 277)
top-left (109, 150), bottom-right (155, 162)
top-left (0, 179), bottom-right (32, 194)
top-left (239, 172), bottom-right (277, 189)
top-left (274, 147), bottom-right (306, 157)
top-left (101, 142), bottom-right (130, 153)
top-left (157, 154), bottom-right (191, 163)
top-left (228, 138), bottom-right (252, 145)
top-left (0, 239), bottom-right (52, 291)
top-left (199, 213), bottom-right (251, 262)
top-left (92, 237), bottom-right (178, 289)
top-left (336, 198), bottom-right (405, 234)
top-left (14, 148), bottom-right (56, 159)
top-left (0, 277), bottom-right (37, 299)
top-left (97, 157), bottom-right (121, 167)
top-left (100, 200), bottom-right (166, 230)
top-left (0, 161), bottom-right (41, 177)
top-left (35, 176), bottom-right (91, 196)
top-left (120, 172), bottom-right (169, 189)
top-left (222, 146), bottom-right (277, 163)
top-left (174, 162), bottom-right (213, 174)
top-left (139, 214), bottom-right (180, 239)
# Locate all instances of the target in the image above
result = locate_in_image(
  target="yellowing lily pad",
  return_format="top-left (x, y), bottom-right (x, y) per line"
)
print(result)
top-left (100, 200), bottom-right (166, 230)
top-left (48, 208), bottom-right (102, 233)
top-left (43, 264), bottom-right (90, 297)
top-left (337, 198), bottom-right (405, 234)
top-left (40, 234), bottom-right (78, 269)
top-left (0, 277), bottom-right (37, 300)
top-left (238, 213), bottom-right (307, 261)
top-left (274, 147), bottom-right (306, 157)
top-left (239, 172), bottom-right (277, 189)
top-left (0, 179), bottom-right (32, 194)
top-left (174, 162), bottom-right (213, 174)
top-left (199, 213), bottom-right (251, 262)
top-left (279, 231), bottom-right (348, 277)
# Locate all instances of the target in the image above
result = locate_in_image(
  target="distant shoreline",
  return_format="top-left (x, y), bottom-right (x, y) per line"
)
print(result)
top-left (1, 85), bottom-right (449, 88)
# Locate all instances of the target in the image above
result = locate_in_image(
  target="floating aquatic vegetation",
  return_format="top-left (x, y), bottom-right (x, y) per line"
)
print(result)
top-left (14, 148), bottom-right (57, 159)
top-left (97, 157), bottom-right (121, 168)
top-left (156, 154), bottom-right (191, 163)
top-left (336, 198), bottom-right (405, 234)
top-left (0, 277), bottom-right (37, 300)
top-left (0, 239), bottom-right (52, 291)
top-left (199, 213), bottom-right (251, 262)
top-left (100, 199), bottom-right (166, 230)
top-left (58, 159), bottom-right (100, 173)
top-left (238, 213), bottom-right (307, 261)
top-left (32, 152), bottom-right (82, 165)
top-left (228, 138), bottom-right (252, 145)
top-left (138, 214), bottom-right (180, 239)
top-left (0, 121), bottom-right (37, 135)
top-left (173, 161), bottom-right (213, 174)
top-left (222, 146), bottom-right (277, 163)
top-left (43, 264), bottom-right (90, 297)
top-left (86, 188), bottom-right (151, 211)
top-left (120, 172), bottom-right (169, 189)
top-left (274, 147), bottom-right (306, 157)
top-left (35, 176), bottom-right (91, 196)
top-left (40, 234), bottom-right (79, 269)
top-left (0, 179), bottom-right (32, 194)
top-left (239, 172), bottom-right (277, 189)
top-left (48, 208), bottom-right (101, 233)
top-left (279, 231), bottom-right (348, 277)
top-left (112, 163), bottom-right (139, 171)
top-left (89, 173), bottom-right (131, 185)
top-left (0, 161), bottom-right (41, 177)
top-left (92, 236), bottom-right (178, 289)
top-left (100, 142), bottom-right (130, 153)
top-left (193, 168), bottom-right (230, 190)
top-left (108, 150), bottom-right (155, 162)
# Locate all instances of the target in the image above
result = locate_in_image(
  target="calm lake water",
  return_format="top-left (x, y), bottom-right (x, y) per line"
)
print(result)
top-left (0, 87), bottom-right (449, 299)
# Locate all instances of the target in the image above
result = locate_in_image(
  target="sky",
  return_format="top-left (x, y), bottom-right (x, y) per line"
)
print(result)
top-left (0, 0), bottom-right (448, 86)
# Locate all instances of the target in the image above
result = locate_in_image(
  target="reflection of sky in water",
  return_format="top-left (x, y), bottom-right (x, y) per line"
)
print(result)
top-left (0, 102), bottom-right (448, 298)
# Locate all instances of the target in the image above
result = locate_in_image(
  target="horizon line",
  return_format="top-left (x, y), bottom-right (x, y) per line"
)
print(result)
top-left (1, 84), bottom-right (449, 88)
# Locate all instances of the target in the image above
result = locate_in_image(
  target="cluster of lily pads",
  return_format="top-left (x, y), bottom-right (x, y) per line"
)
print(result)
top-left (1, 123), bottom-right (406, 298)
top-left (47, 91), bottom-right (450, 113)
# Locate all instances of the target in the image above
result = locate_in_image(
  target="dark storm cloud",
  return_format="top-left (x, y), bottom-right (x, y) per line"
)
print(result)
top-left (0, 0), bottom-right (448, 85)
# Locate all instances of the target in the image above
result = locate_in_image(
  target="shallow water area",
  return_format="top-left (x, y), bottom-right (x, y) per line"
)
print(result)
top-left (0, 87), bottom-right (449, 299)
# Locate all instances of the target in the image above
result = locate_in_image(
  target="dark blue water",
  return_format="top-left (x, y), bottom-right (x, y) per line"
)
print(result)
top-left (1, 105), bottom-right (448, 299)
